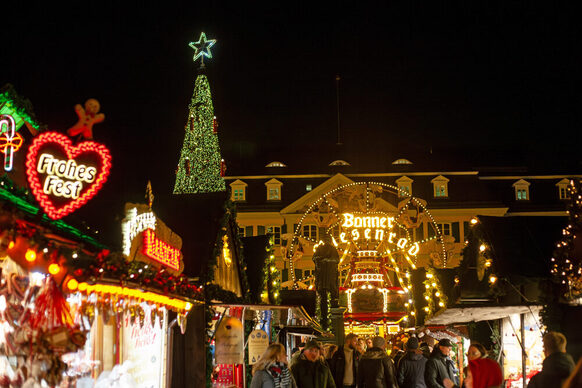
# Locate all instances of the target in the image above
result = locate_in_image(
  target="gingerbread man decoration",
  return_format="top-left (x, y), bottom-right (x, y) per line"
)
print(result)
top-left (67, 98), bottom-right (105, 140)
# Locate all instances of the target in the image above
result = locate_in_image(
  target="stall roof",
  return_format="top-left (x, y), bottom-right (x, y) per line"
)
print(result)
top-left (212, 303), bottom-right (322, 332)
top-left (425, 305), bottom-right (542, 325)
top-left (0, 185), bottom-right (106, 249)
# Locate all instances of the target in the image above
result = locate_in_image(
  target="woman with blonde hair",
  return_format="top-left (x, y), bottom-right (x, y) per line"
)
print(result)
top-left (251, 343), bottom-right (297, 388)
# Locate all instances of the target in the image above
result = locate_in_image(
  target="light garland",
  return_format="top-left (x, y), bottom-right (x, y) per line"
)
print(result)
top-left (287, 181), bottom-right (446, 287)
top-left (551, 179), bottom-right (582, 297)
top-left (422, 268), bottom-right (448, 318)
top-left (75, 282), bottom-right (194, 313)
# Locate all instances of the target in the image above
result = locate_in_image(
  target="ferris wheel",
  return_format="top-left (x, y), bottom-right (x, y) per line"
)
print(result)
top-left (284, 181), bottom-right (448, 327)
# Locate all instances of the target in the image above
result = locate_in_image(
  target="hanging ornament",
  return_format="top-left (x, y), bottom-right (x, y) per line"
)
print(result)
top-left (220, 159), bottom-right (227, 177)
top-left (177, 312), bottom-right (187, 334)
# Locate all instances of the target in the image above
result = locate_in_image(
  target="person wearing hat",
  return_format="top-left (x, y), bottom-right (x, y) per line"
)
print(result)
top-left (397, 336), bottom-right (427, 388)
top-left (290, 339), bottom-right (336, 388)
top-left (424, 338), bottom-right (459, 388)
top-left (357, 336), bottom-right (398, 388)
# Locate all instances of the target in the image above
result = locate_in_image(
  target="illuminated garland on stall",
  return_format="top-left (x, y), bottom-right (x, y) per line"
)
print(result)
top-left (261, 236), bottom-right (281, 304)
top-left (551, 179), bottom-right (582, 298)
top-left (459, 217), bottom-right (499, 296)
top-left (422, 268), bottom-right (448, 318)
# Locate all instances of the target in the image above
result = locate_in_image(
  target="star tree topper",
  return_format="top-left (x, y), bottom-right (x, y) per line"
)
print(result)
top-left (189, 32), bottom-right (216, 63)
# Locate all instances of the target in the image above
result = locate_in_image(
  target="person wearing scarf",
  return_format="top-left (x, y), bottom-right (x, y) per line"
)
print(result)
top-left (251, 343), bottom-right (297, 388)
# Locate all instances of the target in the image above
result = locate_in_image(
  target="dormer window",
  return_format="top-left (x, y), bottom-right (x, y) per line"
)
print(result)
top-left (431, 175), bottom-right (449, 198)
top-left (230, 179), bottom-right (247, 201)
top-left (513, 179), bottom-right (530, 201)
top-left (265, 161), bottom-right (287, 167)
top-left (556, 178), bottom-right (571, 200)
top-left (265, 178), bottom-right (282, 201)
top-left (395, 176), bottom-right (413, 197)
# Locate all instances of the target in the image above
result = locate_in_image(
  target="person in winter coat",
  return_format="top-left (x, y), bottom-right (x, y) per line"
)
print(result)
top-left (443, 358), bottom-right (502, 388)
top-left (527, 331), bottom-right (575, 388)
top-left (330, 333), bottom-right (359, 388)
top-left (357, 336), bottom-right (399, 388)
top-left (290, 340), bottom-right (336, 388)
top-left (397, 337), bottom-right (427, 388)
top-left (251, 343), bottom-right (297, 388)
top-left (563, 357), bottom-right (582, 388)
top-left (424, 339), bottom-right (459, 388)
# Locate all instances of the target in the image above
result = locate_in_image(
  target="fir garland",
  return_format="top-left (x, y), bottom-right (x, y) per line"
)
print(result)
top-left (0, 83), bottom-right (45, 130)
top-left (550, 179), bottom-right (582, 299)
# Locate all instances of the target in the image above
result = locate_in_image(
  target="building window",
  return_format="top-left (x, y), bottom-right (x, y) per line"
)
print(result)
top-left (267, 226), bottom-right (281, 245)
top-left (233, 188), bottom-right (245, 201)
top-left (431, 175), bottom-right (449, 198)
top-left (265, 178), bottom-right (283, 201)
top-left (396, 176), bottom-right (413, 197)
top-left (437, 223), bottom-right (451, 236)
top-left (268, 187), bottom-right (280, 200)
top-left (303, 224), bottom-right (318, 240)
top-left (557, 178), bottom-right (571, 200)
top-left (238, 227), bottom-right (244, 236)
top-left (512, 179), bottom-right (530, 201)
top-left (306, 184), bottom-right (312, 192)
top-left (230, 179), bottom-right (247, 202)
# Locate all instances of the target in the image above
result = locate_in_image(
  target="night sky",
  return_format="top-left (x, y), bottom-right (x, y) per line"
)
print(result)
top-left (1, 2), bottom-right (579, 245)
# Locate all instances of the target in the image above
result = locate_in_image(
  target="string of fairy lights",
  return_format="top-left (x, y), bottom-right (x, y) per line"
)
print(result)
top-left (288, 182), bottom-right (446, 287)
top-left (550, 179), bottom-right (582, 297)
top-left (283, 181), bottom-right (450, 324)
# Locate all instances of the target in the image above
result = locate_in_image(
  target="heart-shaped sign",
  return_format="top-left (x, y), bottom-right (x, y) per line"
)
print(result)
top-left (25, 131), bottom-right (112, 220)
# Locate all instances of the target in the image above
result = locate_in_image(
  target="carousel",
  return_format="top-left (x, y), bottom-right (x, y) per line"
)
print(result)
top-left (283, 181), bottom-right (449, 337)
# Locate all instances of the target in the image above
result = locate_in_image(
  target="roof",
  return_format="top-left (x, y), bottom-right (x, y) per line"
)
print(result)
top-left (0, 183), bottom-right (106, 249)
top-left (426, 304), bottom-right (542, 325)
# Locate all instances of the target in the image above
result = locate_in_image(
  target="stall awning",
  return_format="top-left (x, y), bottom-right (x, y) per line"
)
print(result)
top-left (425, 305), bottom-right (542, 325)
top-left (211, 303), bottom-right (321, 330)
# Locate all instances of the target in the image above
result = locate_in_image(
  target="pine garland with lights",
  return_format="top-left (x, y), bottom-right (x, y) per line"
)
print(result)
top-left (173, 73), bottom-right (225, 194)
top-left (69, 250), bottom-right (203, 300)
top-left (263, 236), bottom-right (281, 304)
top-left (551, 179), bottom-right (582, 299)
top-left (422, 268), bottom-right (448, 319)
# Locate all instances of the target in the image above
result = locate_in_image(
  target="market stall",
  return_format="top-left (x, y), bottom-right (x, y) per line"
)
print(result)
top-left (0, 102), bottom-right (204, 387)
top-left (209, 304), bottom-right (322, 388)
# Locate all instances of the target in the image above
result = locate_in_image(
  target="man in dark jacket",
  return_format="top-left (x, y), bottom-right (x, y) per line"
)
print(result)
top-left (527, 331), bottom-right (575, 388)
top-left (424, 339), bottom-right (458, 388)
top-left (398, 337), bottom-right (427, 388)
top-left (357, 336), bottom-right (398, 388)
top-left (330, 333), bottom-right (359, 388)
top-left (291, 339), bottom-right (336, 388)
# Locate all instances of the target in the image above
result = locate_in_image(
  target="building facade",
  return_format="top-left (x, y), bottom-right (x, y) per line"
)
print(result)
top-left (226, 158), bottom-right (579, 290)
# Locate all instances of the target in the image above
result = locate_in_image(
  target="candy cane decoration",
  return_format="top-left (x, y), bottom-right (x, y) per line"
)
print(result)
top-left (0, 115), bottom-right (24, 171)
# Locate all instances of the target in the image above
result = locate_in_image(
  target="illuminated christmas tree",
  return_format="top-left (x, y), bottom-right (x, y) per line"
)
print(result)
top-left (173, 32), bottom-right (226, 194)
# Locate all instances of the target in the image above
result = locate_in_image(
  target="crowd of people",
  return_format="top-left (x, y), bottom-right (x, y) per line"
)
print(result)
top-left (249, 330), bottom-right (580, 388)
